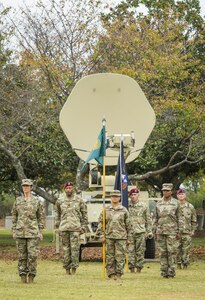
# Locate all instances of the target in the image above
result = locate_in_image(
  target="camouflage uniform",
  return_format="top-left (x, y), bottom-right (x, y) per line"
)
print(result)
top-left (128, 200), bottom-right (152, 271)
top-left (12, 195), bottom-right (45, 278)
top-left (96, 204), bottom-right (132, 278)
top-left (153, 195), bottom-right (180, 278)
top-left (55, 193), bottom-right (88, 271)
top-left (177, 201), bottom-right (197, 268)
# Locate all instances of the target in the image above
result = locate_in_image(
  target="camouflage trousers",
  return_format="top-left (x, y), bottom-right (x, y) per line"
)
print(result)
top-left (16, 238), bottom-right (39, 277)
top-left (177, 234), bottom-right (192, 267)
top-left (106, 239), bottom-right (126, 277)
top-left (60, 231), bottom-right (80, 270)
top-left (128, 232), bottom-right (145, 270)
top-left (157, 234), bottom-right (178, 277)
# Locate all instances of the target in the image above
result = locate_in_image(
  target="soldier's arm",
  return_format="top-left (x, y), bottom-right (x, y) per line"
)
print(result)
top-left (80, 199), bottom-right (88, 232)
top-left (152, 206), bottom-right (158, 234)
top-left (191, 206), bottom-right (198, 233)
top-left (36, 201), bottom-right (45, 232)
top-left (54, 200), bottom-right (61, 230)
top-left (125, 210), bottom-right (133, 242)
top-left (11, 202), bottom-right (18, 238)
top-left (94, 212), bottom-right (103, 239)
top-left (145, 206), bottom-right (152, 236)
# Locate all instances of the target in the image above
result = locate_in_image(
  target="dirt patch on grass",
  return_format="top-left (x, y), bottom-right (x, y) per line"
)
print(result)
top-left (1, 245), bottom-right (205, 261)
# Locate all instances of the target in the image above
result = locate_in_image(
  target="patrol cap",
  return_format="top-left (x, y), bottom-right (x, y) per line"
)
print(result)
top-left (64, 181), bottom-right (74, 189)
top-left (177, 188), bottom-right (186, 195)
top-left (161, 183), bottom-right (173, 191)
top-left (110, 190), bottom-right (121, 197)
top-left (129, 188), bottom-right (140, 196)
top-left (21, 179), bottom-right (33, 186)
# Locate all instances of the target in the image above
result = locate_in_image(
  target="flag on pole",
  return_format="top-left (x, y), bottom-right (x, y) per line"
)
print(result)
top-left (81, 126), bottom-right (106, 174)
top-left (114, 140), bottom-right (129, 209)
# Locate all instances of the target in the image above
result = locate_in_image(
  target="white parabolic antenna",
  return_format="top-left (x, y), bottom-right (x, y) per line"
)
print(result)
top-left (60, 73), bottom-right (156, 166)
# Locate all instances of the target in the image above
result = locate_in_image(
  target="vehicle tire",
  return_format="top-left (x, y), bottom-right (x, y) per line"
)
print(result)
top-left (144, 237), bottom-right (155, 259)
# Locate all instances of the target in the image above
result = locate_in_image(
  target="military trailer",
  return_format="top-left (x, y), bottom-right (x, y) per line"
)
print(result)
top-left (59, 73), bottom-right (157, 261)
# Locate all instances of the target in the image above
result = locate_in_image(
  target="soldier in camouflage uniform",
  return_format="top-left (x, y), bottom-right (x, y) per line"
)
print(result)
top-left (176, 188), bottom-right (197, 269)
top-left (12, 179), bottom-right (45, 283)
top-left (128, 188), bottom-right (153, 273)
top-left (153, 183), bottom-right (180, 278)
top-left (55, 182), bottom-right (88, 275)
top-left (96, 190), bottom-right (132, 280)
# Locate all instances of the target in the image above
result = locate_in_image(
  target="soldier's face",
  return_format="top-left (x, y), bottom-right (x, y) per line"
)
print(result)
top-left (22, 184), bottom-right (32, 192)
top-left (111, 195), bottom-right (120, 204)
top-left (65, 185), bottom-right (73, 195)
top-left (177, 192), bottom-right (186, 201)
top-left (130, 193), bottom-right (139, 202)
top-left (163, 190), bottom-right (172, 199)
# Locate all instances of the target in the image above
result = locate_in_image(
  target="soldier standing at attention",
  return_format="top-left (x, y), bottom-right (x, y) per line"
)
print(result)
top-left (128, 188), bottom-right (153, 273)
top-left (96, 190), bottom-right (132, 280)
top-left (12, 179), bottom-right (45, 283)
top-left (153, 183), bottom-right (180, 278)
top-left (176, 188), bottom-right (197, 269)
top-left (55, 181), bottom-right (88, 275)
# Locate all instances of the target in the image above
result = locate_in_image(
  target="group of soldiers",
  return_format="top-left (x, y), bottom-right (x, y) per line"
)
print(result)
top-left (11, 179), bottom-right (197, 283)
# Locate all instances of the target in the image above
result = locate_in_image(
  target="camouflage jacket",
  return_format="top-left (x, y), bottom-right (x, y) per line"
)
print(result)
top-left (178, 201), bottom-right (197, 234)
top-left (153, 197), bottom-right (180, 235)
top-left (96, 204), bottom-right (132, 240)
top-left (55, 193), bottom-right (88, 232)
top-left (12, 195), bottom-right (45, 238)
top-left (128, 200), bottom-right (152, 234)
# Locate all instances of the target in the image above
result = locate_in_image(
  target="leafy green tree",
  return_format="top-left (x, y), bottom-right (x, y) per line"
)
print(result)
top-left (94, 0), bottom-right (205, 191)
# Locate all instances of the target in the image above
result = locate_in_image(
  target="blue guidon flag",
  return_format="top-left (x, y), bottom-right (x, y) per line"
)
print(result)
top-left (114, 141), bottom-right (129, 209)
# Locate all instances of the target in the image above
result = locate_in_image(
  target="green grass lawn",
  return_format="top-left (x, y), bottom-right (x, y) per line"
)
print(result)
top-left (0, 260), bottom-right (205, 300)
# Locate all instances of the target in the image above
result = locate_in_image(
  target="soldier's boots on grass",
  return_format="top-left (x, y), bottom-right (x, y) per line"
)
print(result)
top-left (136, 267), bottom-right (141, 273)
top-left (108, 274), bottom-right (116, 280)
top-left (28, 275), bottom-right (35, 283)
top-left (66, 268), bottom-right (76, 275)
top-left (20, 275), bottom-right (27, 283)
top-left (130, 267), bottom-right (135, 273)
top-left (116, 274), bottom-right (122, 280)
top-left (72, 268), bottom-right (76, 275)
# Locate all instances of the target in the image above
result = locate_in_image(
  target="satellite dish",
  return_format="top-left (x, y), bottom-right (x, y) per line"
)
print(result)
top-left (60, 73), bottom-right (156, 166)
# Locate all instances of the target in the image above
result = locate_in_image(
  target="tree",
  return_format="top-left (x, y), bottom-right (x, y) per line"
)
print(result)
top-left (0, 0), bottom-right (105, 202)
top-left (94, 0), bottom-right (205, 191)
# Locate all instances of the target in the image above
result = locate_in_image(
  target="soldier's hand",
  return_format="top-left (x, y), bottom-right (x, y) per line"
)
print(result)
top-left (190, 231), bottom-right (195, 237)
top-left (12, 233), bottom-right (16, 240)
top-left (80, 227), bottom-right (85, 234)
top-left (100, 235), bottom-right (106, 243)
top-left (176, 232), bottom-right (180, 240)
top-left (38, 233), bottom-right (43, 241)
top-left (126, 240), bottom-right (131, 246)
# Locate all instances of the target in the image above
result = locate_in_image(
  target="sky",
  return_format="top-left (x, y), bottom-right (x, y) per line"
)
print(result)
top-left (0, 0), bottom-right (205, 17)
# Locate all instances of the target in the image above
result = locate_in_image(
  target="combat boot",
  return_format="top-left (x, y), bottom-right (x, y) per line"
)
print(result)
top-left (130, 267), bottom-right (135, 273)
top-left (20, 275), bottom-right (27, 283)
top-left (108, 274), bottom-right (116, 280)
top-left (28, 275), bottom-right (35, 283)
top-left (71, 268), bottom-right (76, 275)
top-left (177, 263), bottom-right (182, 269)
top-left (66, 269), bottom-right (71, 275)
top-left (136, 267), bottom-right (141, 273)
